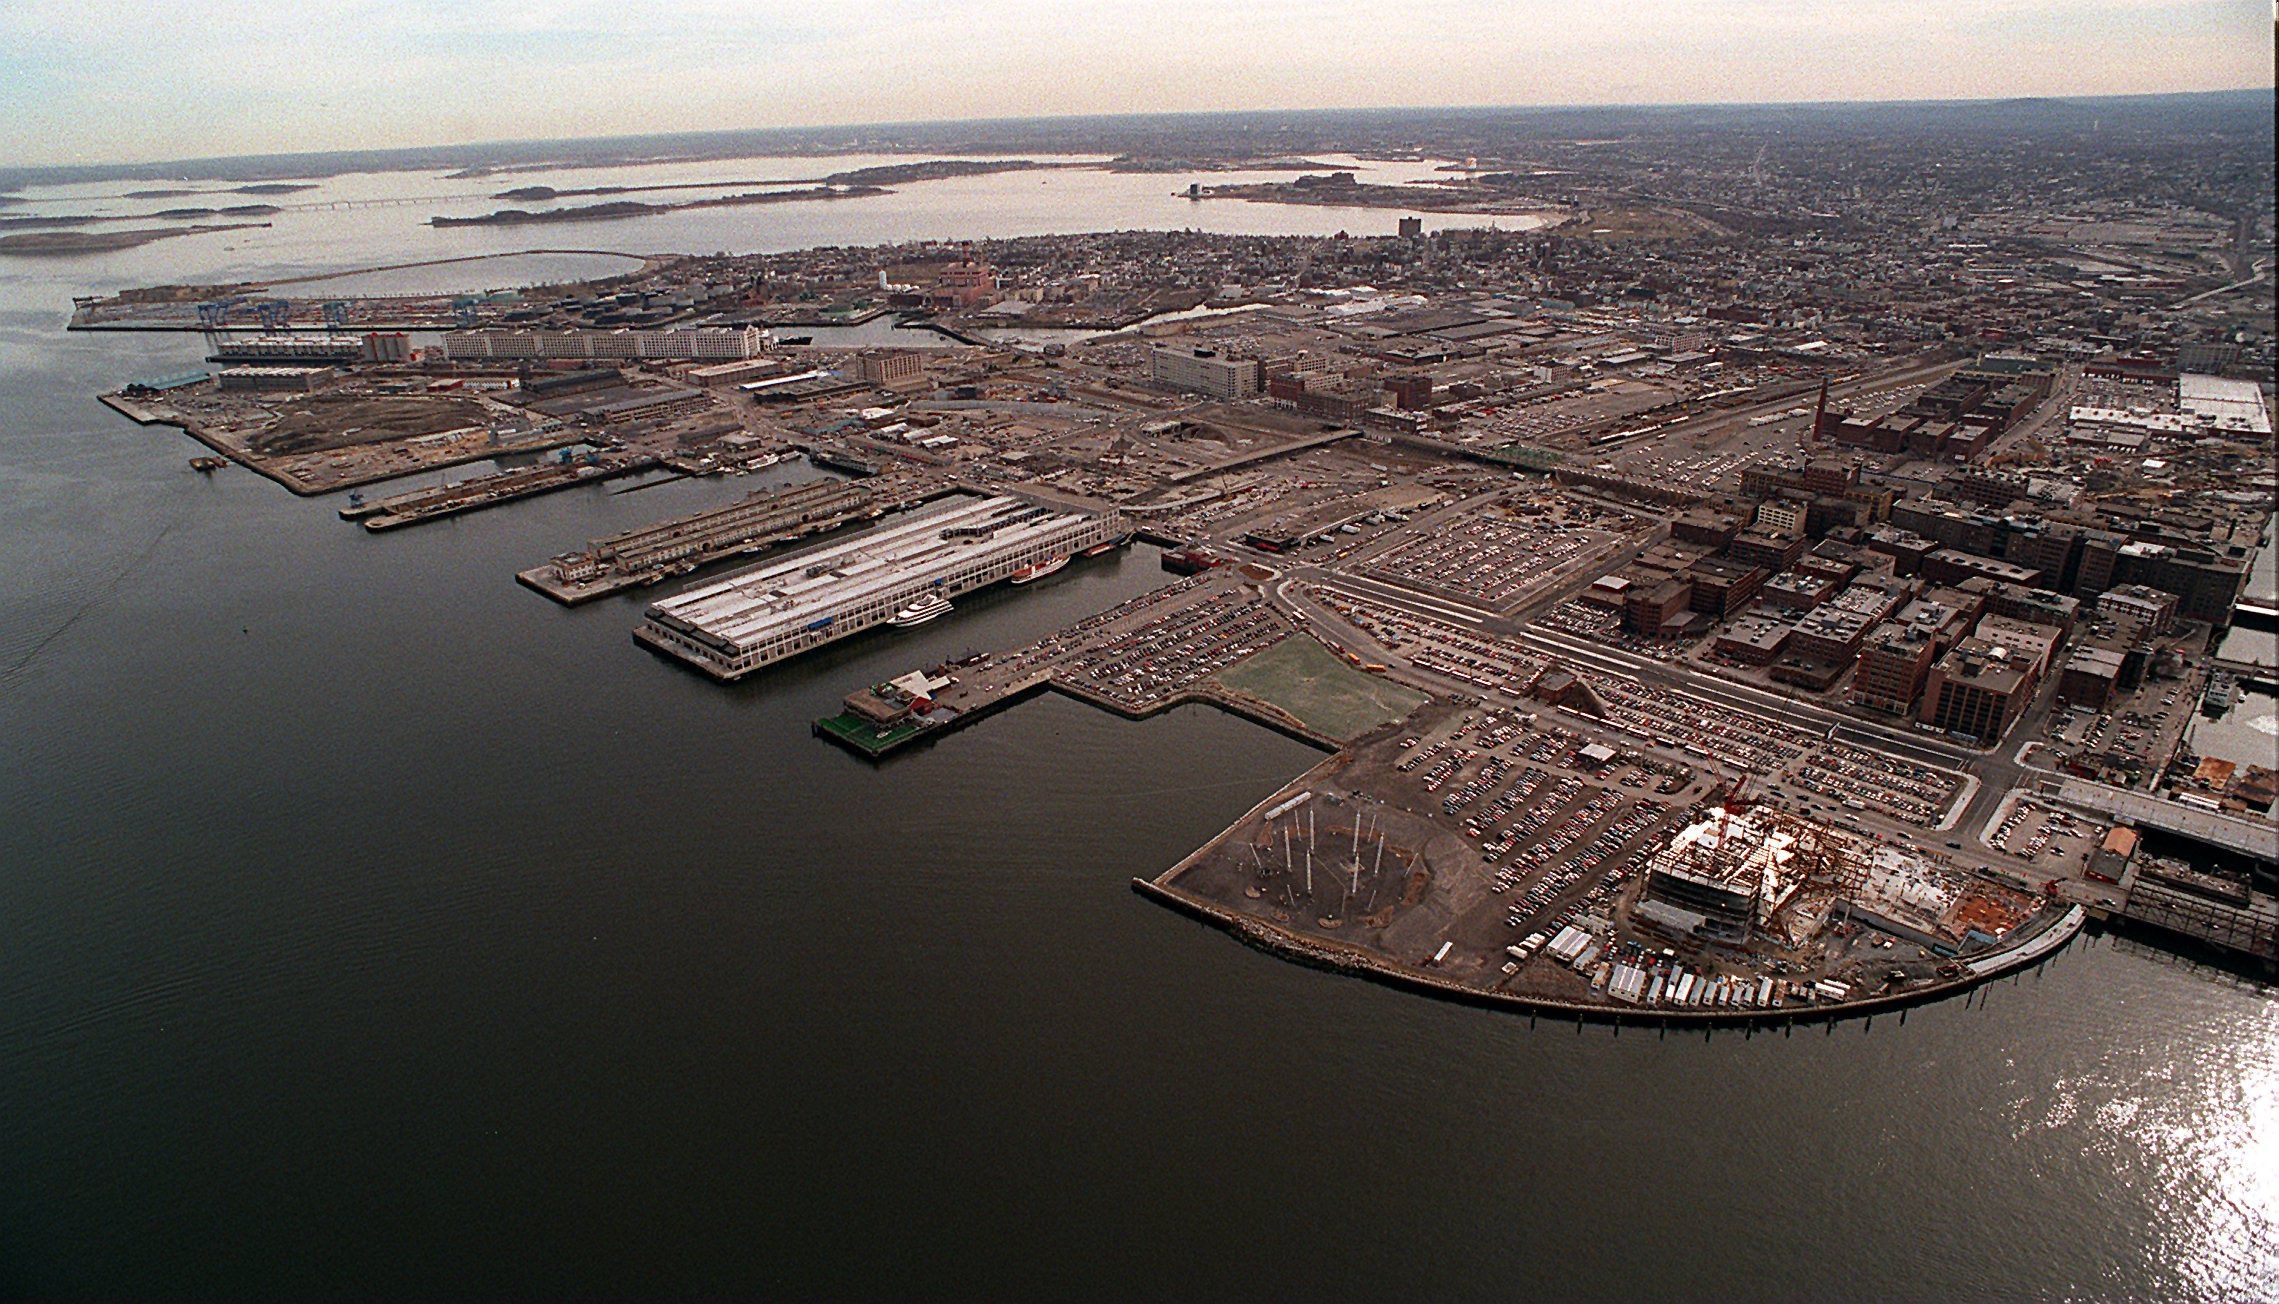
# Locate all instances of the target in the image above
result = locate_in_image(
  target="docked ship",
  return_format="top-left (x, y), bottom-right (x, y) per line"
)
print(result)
top-left (1082, 532), bottom-right (1133, 557)
top-left (2203, 671), bottom-right (2237, 715)
top-left (1161, 543), bottom-right (1223, 575)
top-left (1009, 555), bottom-right (1068, 584)
top-left (888, 592), bottom-right (954, 627)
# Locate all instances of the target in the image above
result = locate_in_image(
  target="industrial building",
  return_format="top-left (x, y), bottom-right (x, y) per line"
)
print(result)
top-left (1918, 638), bottom-right (2035, 742)
top-left (442, 326), bottom-right (769, 362)
top-left (852, 350), bottom-right (926, 387)
top-left (549, 479), bottom-right (876, 585)
top-left (208, 333), bottom-right (402, 364)
top-left (637, 495), bottom-right (1125, 680)
top-left (1852, 619), bottom-right (1940, 714)
top-left (217, 365), bottom-right (333, 392)
top-left (1150, 346), bottom-right (1263, 399)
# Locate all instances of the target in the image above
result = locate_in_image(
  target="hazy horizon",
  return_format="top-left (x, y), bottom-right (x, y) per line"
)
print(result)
top-left (2, 0), bottom-right (2271, 172)
top-left (1, 88), bottom-right (2272, 184)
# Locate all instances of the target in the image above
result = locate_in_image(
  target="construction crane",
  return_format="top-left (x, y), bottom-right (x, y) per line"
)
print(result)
top-left (254, 299), bottom-right (292, 329)
top-left (1718, 771), bottom-right (1756, 814)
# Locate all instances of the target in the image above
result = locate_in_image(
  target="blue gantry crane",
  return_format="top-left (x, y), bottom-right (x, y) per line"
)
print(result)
top-left (196, 295), bottom-right (249, 330)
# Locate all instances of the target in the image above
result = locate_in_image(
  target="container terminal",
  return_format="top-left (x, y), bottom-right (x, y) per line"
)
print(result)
top-left (635, 494), bottom-right (1129, 680)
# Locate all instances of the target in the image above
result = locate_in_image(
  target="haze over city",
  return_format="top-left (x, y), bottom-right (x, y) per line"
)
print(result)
top-left (0, 0), bottom-right (2271, 166)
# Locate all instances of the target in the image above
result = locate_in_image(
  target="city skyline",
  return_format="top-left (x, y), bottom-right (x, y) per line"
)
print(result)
top-left (0, 0), bottom-right (2271, 169)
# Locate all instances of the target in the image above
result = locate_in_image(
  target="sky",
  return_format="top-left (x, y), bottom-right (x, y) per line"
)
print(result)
top-left (0, 0), bottom-right (2270, 168)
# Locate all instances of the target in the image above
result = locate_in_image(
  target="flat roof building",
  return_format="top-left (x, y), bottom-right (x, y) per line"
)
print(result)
top-left (444, 326), bottom-right (769, 362)
top-left (1919, 637), bottom-right (2035, 743)
top-left (1151, 346), bottom-right (1263, 400)
top-left (637, 495), bottom-right (1123, 681)
top-left (1854, 620), bottom-right (1939, 715)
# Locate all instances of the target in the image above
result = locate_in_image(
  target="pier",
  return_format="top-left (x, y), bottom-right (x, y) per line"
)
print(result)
top-left (637, 494), bottom-right (1129, 681)
top-left (812, 567), bottom-right (1423, 762)
top-left (2044, 776), bottom-right (2279, 864)
top-left (517, 471), bottom-right (957, 604)
top-left (345, 452), bottom-right (656, 530)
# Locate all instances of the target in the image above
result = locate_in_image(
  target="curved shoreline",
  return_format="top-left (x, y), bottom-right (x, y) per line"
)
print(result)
top-left (1134, 874), bottom-right (2088, 1026)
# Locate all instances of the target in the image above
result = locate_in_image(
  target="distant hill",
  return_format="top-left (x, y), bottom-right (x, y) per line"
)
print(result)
top-left (2, 88), bottom-right (2269, 190)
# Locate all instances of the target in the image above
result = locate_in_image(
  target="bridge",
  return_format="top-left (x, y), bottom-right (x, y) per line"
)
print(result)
top-left (2045, 777), bottom-right (2278, 864)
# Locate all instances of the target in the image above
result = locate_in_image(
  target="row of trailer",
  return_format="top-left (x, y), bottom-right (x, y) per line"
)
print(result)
top-left (1534, 924), bottom-right (1855, 1009)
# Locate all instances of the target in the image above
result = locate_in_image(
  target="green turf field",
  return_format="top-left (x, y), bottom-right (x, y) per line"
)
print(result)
top-left (1215, 636), bottom-right (1428, 742)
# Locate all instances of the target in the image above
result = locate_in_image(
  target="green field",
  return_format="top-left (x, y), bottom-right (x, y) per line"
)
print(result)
top-left (1215, 636), bottom-right (1428, 742)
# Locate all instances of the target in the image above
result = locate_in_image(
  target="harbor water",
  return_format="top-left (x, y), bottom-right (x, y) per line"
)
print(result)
top-left (1, 157), bottom-right (2274, 1298)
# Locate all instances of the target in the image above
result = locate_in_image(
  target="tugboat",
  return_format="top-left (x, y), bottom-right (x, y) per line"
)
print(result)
top-left (888, 592), bottom-right (954, 627)
top-left (1161, 543), bottom-right (1223, 575)
top-left (2203, 671), bottom-right (2237, 716)
top-left (1082, 532), bottom-right (1133, 557)
top-left (1009, 555), bottom-right (1068, 584)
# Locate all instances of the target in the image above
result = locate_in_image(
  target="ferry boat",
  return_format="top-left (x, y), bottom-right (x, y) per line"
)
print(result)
top-left (1009, 555), bottom-right (1068, 584)
top-left (888, 592), bottom-right (954, 627)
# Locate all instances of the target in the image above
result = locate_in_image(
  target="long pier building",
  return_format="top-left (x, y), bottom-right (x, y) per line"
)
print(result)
top-left (635, 494), bottom-right (1124, 680)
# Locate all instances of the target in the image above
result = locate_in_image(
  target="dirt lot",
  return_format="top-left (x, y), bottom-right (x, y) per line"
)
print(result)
top-left (254, 394), bottom-right (494, 455)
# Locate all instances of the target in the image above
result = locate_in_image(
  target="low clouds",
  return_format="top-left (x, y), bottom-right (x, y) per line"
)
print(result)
top-left (0, 0), bottom-right (2268, 166)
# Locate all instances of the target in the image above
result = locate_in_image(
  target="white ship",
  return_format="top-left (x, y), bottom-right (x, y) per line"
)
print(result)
top-left (887, 592), bottom-right (954, 627)
top-left (1009, 555), bottom-right (1069, 585)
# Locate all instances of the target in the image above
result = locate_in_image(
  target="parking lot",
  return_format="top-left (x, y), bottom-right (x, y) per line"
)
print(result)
top-left (2038, 669), bottom-right (2203, 790)
top-left (1305, 583), bottom-right (1547, 692)
top-left (1051, 583), bottom-right (1290, 710)
top-left (1304, 578), bottom-right (1968, 829)
top-left (1360, 495), bottom-right (1634, 609)
top-left (1535, 599), bottom-right (1689, 662)
top-left (1391, 705), bottom-right (1701, 942)
top-left (1985, 797), bottom-right (2100, 870)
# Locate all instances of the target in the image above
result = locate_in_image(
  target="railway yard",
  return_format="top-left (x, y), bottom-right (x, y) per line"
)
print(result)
top-left (85, 215), bottom-right (2279, 1001)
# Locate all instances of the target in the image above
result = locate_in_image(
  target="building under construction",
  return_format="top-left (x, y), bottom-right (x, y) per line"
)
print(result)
top-left (1636, 805), bottom-right (1842, 945)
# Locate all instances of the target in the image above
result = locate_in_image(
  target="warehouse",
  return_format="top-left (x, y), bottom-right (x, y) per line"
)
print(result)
top-left (636, 494), bottom-right (1124, 680)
